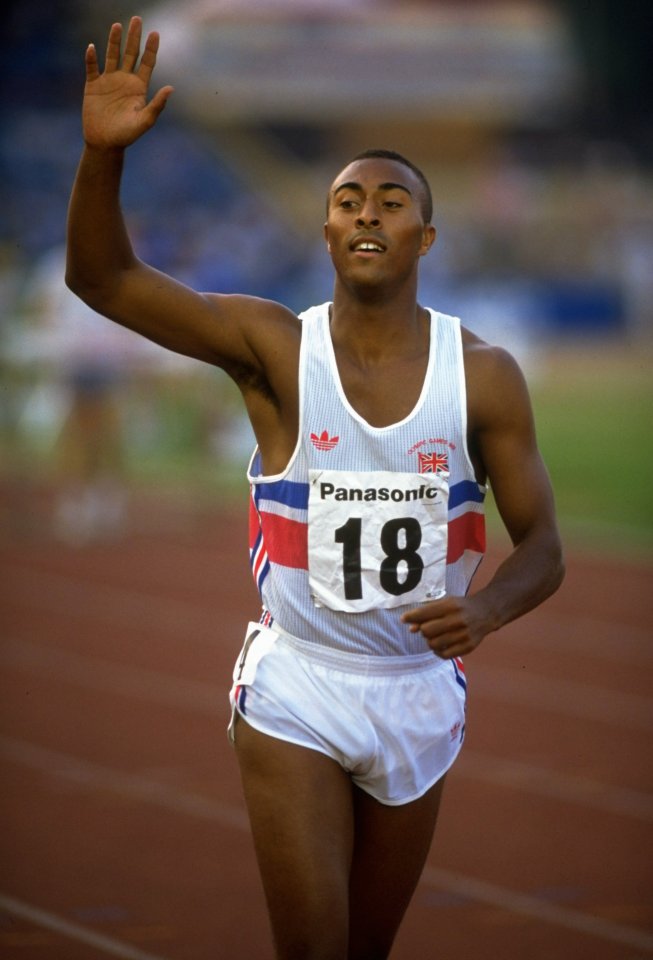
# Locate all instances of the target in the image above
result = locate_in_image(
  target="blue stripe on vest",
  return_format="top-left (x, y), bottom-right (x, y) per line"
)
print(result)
top-left (449, 479), bottom-right (485, 510)
top-left (255, 478), bottom-right (309, 510)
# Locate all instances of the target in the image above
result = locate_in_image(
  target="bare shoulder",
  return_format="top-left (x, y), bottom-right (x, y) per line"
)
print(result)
top-left (461, 325), bottom-right (533, 432)
top-left (202, 292), bottom-right (301, 337)
top-left (201, 292), bottom-right (301, 379)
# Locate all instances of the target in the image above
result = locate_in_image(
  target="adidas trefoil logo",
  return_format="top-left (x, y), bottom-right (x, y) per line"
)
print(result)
top-left (310, 430), bottom-right (339, 451)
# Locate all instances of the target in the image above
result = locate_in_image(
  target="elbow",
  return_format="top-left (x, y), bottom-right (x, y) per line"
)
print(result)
top-left (64, 261), bottom-right (90, 301)
top-left (64, 268), bottom-right (82, 299)
top-left (65, 263), bottom-right (112, 315)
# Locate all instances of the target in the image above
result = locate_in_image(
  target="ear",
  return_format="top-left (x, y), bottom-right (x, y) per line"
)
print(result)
top-left (419, 224), bottom-right (436, 257)
top-left (323, 222), bottom-right (331, 252)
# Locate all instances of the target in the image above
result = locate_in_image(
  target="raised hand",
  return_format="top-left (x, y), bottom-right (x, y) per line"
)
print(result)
top-left (82, 16), bottom-right (174, 150)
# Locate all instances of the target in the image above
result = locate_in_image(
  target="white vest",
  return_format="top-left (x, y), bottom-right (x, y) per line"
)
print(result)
top-left (248, 303), bottom-right (486, 656)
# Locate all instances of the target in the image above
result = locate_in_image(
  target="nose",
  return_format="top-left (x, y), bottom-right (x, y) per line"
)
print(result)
top-left (355, 198), bottom-right (381, 227)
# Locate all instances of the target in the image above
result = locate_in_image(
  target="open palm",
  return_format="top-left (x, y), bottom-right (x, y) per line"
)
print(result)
top-left (82, 17), bottom-right (173, 150)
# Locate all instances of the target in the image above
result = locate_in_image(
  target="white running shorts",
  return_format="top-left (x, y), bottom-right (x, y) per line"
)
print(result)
top-left (228, 621), bottom-right (467, 806)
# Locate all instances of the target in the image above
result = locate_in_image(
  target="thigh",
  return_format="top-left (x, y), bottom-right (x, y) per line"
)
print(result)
top-left (234, 715), bottom-right (355, 960)
top-left (348, 776), bottom-right (447, 960)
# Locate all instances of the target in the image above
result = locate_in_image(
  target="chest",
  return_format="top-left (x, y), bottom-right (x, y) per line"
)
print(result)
top-left (335, 353), bottom-right (429, 428)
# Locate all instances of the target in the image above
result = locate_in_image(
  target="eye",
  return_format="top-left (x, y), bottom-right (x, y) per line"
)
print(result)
top-left (339, 198), bottom-right (358, 209)
top-left (383, 200), bottom-right (403, 209)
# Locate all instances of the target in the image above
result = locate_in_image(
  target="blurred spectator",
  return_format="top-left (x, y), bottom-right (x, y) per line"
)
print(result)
top-left (17, 246), bottom-right (140, 543)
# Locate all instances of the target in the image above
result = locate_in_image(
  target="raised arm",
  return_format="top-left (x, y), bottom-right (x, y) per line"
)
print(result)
top-left (402, 336), bottom-right (565, 658)
top-left (66, 17), bottom-right (297, 376)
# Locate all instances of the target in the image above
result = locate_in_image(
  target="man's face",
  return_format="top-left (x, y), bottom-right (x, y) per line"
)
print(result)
top-left (324, 158), bottom-right (435, 292)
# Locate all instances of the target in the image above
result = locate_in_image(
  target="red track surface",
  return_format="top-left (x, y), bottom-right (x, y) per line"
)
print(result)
top-left (1, 493), bottom-right (652, 959)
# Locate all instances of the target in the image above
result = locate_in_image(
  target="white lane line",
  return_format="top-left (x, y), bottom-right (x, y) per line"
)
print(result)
top-left (2, 735), bottom-right (651, 954)
top-left (0, 893), bottom-right (171, 960)
top-left (0, 736), bottom-right (248, 829)
top-left (457, 750), bottom-right (653, 822)
top-left (422, 867), bottom-right (653, 954)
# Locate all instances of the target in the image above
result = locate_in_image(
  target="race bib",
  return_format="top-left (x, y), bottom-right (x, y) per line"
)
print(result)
top-left (308, 469), bottom-right (449, 612)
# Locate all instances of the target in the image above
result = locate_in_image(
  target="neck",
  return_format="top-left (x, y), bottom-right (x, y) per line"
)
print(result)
top-left (329, 282), bottom-right (428, 364)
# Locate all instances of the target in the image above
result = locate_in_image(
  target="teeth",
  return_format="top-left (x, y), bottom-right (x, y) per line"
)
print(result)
top-left (356, 242), bottom-right (383, 252)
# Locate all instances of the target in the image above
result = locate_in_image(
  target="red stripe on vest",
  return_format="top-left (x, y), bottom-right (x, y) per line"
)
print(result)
top-left (258, 511), bottom-right (308, 569)
top-left (447, 511), bottom-right (486, 564)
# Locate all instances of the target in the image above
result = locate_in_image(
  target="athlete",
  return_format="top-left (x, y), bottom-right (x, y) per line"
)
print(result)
top-left (66, 18), bottom-right (565, 960)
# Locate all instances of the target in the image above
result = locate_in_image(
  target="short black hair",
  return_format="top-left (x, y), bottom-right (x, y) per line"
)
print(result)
top-left (348, 148), bottom-right (433, 223)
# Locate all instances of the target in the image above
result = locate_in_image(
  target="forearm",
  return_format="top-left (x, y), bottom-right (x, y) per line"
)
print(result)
top-left (402, 523), bottom-right (564, 659)
top-left (65, 145), bottom-right (136, 304)
top-left (473, 523), bottom-right (565, 635)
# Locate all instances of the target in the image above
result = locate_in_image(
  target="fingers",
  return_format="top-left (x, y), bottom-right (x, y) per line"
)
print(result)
top-left (419, 620), bottom-right (471, 659)
top-left (402, 598), bottom-right (480, 658)
top-left (121, 16), bottom-right (143, 72)
top-left (137, 31), bottom-right (162, 85)
top-left (146, 85), bottom-right (175, 124)
top-left (103, 22), bottom-right (123, 73)
top-left (98, 17), bottom-right (159, 78)
top-left (402, 597), bottom-right (452, 628)
top-left (431, 639), bottom-right (468, 660)
top-left (84, 43), bottom-right (99, 82)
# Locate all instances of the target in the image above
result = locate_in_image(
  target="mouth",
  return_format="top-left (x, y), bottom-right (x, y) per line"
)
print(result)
top-left (350, 236), bottom-right (386, 255)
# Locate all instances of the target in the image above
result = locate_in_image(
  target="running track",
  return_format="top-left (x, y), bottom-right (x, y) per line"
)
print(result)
top-left (1, 493), bottom-right (652, 959)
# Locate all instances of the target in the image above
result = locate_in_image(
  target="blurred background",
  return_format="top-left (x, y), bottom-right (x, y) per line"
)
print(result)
top-left (1, 6), bottom-right (652, 958)
top-left (1, 0), bottom-right (651, 553)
